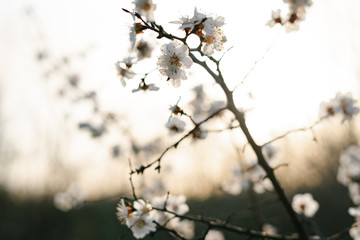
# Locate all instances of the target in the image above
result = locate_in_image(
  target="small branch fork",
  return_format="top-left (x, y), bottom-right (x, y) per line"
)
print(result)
top-left (130, 107), bottom-right (227, 175)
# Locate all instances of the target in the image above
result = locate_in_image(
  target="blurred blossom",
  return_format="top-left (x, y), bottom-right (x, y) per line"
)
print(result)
top-left (115, 60), bottom-right (136, 87)
top-left (136, 40), bottom-right (153, 60)
top-left (151, 194), bottom-right (189, 215)
top-left (221, 162), bottom-right (274, 195)
top-left (166, 116), bottom-right (186, 135)
top-left (133, 0), bottom-right (156, 22)
top-left (170, 218), bottom-right (195, 239)
top-left (205, 230), bottom-right (225, 240)
top-left (53, 183), bottom-right (84, 212)
top-left (283, 0), bottom-right (313, 11)
top-left (337, 145), bottom-right (360, 187)
top-left (349, 183), bottom-right (360, 205)
top-left (291, 193), bottom-right (319, 217)
top-left (191, 126), bottom-right (208, 140)
top-left (349, 226), bottom-right (360, 240)
top-left (262, 223), bottom-right (277, 235)
top-left (349, 206), bottom-right (360, 219)
top-left (78, 122), bottom-right (106, 138)
top-left (266, 9), bottom-right (282, 27)
top-left (132, 82), bottom-right (159, 93)
top-left (319, 93), bottom-right (359, 122)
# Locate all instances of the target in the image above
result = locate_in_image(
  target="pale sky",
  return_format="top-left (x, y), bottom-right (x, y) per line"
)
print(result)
top-left (0, 0), bottom-right (360, 199)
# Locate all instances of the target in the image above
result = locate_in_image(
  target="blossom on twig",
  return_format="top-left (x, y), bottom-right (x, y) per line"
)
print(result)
top-left (157, 40), bottom-right (193, 87)
top-left (291, 193), bottom-right (319, 218)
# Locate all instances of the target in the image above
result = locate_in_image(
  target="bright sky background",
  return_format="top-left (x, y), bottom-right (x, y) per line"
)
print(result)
top-left (0, 0), bottom-right (360, 200)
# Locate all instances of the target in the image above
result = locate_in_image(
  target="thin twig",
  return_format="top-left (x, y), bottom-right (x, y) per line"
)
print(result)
top-left (128, 158), bottom-right (137, 200)
top-left (131, 107), bottom-right (227, 175)
top-left (153, 207), bottom-right (298, 240)
top-left (261, 119), bottom-right (322, 147)
top-left (232, 27), bottom-right (282, 92)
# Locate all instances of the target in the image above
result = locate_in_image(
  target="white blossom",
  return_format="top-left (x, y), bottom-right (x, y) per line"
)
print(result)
top-left (157, 40), bottom-right (193, 87)
top-left (128, 215), bottom-right (157, 239)
top-left (205, 230), bottom-right (225, 240)
top-left (170, 218), bottom-right (195, 238)
top-left (133, 0), bottom-right (156, 22)
top-left (291, 193), bottom-right (319, 217)
top-left (202, 28), bottom-right (227, 56)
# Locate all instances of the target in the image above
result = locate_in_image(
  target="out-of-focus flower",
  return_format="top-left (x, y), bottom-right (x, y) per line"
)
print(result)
top-left (166, 116), bottom-right (186, 135)
top-left (157, 40), bottom-right (193, 87)
top-left (349, 207), bottom-right (360, 240)
top-left (151, 194), bottom-right (189, 215)
top-left (54, 183), bottom-right (84, 212)
top-left (349, 226), bottom-right (360, 240)
top-left (205, 230), bottom-right (225, 240)
top-left (262, 223), bottom-right (277, 235)
top-left (78, 122), bottom-right (106, 138)
top-left (266, 9), bottom-right (283, 27)
top-left (337, 145), bottom-right (360, 187)
top-left (319, 93), bottom-right (359, 122)
top-left (133, 0), bottom-right (156, 22)
top-left (170, 218), bottom-right (195, 239)
top-left (221, 162), bottom-right (274, 196)
top-left (132, 82), bottom-right (159, 93)
top-left (192, 126), bottom-right (208, 140)
top-left (115, 60), bottom-right (135, 87)
top-left (136, 40), bottom-right (153, 59)
top-left (349, 183), bottom-right (360, 205)
top-left (283, 0), bottom-right (313, 11)
top-left (291, 193), bottom-right (319, 217)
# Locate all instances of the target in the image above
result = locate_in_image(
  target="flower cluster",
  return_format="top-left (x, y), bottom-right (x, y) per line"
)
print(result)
top-left (117, 199), bottom-right (157, 239)
top-left (221, 145), bottom-right (279, 195)
top-left (116, 194), bottom-right (192, 239)
top-left (338, 145), bottom-right (360, 205)
top-left (319, 92), bottom-right (359, 122)
top-left (291, 193), bottom-right (319, 218)
top-left (267, 0), bottom-right (312, 31)
top-left (157, 40), bottom-right (193, 87)
top-left (172, 8), bottom-right (227, 56)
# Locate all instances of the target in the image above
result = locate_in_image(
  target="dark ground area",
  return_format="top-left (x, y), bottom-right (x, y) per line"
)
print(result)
top-left (0, 180), bottom-right (355, 240)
